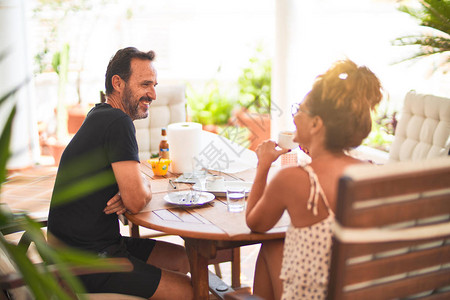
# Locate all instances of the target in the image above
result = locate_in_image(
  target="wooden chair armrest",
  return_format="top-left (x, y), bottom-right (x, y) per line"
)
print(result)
top-left (0, 216), bottom-right (48, 236)
top-left (224, 290), bottom-right (263, 300)
top-left (0, 258), bottom-right (132, 290)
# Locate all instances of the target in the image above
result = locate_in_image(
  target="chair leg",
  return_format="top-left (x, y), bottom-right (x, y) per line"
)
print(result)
top-left (0, 290), bottom-right (10, 300)
top-left (207, 248), bottom-right (242, 288)
top-left (214, 263), bottom-right (222, 278)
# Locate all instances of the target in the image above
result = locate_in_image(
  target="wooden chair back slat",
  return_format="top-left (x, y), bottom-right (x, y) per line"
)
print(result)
top-left (343, 269), bottom-right (450, 300)
top-left (343, 244), bottom-right (450, 285)
top-left (420, 291), bottom-right (450, 300)
top-left (344, 236), bottom-right (447, 257)
top-left (347, 193), bottom-right (450, 227)
top-left (327, 158), bottom-right (450, 300)
top-left (337, 177), bottom-right (450, 227)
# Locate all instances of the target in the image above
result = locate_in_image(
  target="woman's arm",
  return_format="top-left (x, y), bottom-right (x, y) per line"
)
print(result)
top-left (246, 140), bottom-right (289, 232)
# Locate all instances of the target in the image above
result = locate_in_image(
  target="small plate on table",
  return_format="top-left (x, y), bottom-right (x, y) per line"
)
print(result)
top-left (192, 181), bottom-right (253, 197)
top-left (164, 191), bottom-right (215, 207)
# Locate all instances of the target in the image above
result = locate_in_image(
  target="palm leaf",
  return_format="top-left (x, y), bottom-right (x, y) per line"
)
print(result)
top-left (0, 80), bottom-right (29, 183)
top-left (394, 35), bottom-right (450, 52)
top-left (393, 0), bottom-right (450, 69)
top-left (0, 106), bottom-right (15, 185)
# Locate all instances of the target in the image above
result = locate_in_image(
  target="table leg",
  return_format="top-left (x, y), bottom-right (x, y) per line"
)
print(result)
top-left (185, 239), bottom-right (213, 300)
top-left (129, 221), bottom-right (140, 238)
top-left (231, 247), bottom-right (241, 288)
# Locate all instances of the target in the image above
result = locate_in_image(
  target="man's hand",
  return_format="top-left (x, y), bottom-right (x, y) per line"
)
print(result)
top-left (104, 192), bottom-right (127, 215)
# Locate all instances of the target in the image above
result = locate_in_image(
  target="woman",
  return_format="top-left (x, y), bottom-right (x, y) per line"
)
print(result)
top-left (246, 59), bottom-right (383, 300)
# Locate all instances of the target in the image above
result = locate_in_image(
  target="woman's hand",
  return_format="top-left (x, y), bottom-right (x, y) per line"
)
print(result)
top-left (104, 192), bottom-right (127, 215)
top-left (246, 140), bottom-right (291, 232)
top-left (255, 140), bottom-right (290, 168)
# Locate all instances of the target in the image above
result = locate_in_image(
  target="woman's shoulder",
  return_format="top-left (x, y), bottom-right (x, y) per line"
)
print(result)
top-left (269, 165), bottom-right (312, 195)
top-left (274, 165), bottom-right (311, 180)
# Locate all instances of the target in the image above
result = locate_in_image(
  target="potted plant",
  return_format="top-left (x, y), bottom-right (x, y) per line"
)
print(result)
top-left (46, 43), bottom-right (70, 165)
top-left (33, 1), bottom-right (101, 157)
top-left (186, 80), bottom-right (236, 133)
top-left (234, 46), bottom-right (272, 150)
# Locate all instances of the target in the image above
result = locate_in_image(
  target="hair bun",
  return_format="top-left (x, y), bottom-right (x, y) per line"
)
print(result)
top-left (307, 59), bottom-right (383, 151)
top-left (319, 60), bottom-right (382, 113)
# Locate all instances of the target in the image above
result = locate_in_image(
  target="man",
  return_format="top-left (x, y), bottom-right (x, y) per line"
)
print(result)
top-left (48, 47), bottom-right (193, 299)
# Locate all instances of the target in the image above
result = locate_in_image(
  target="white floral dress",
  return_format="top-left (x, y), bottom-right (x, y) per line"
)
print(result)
top-left (280, 165), bottom-right (335, 300)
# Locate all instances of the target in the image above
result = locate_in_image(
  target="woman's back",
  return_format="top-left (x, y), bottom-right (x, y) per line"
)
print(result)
top-left (280, 159), bottom-right (359, 300)
top-left (283, 154), bottom-right (361, 228)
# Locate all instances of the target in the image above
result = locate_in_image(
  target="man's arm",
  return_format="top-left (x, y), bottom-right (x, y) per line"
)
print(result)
top-left (111, 161), bottom-right (151, 214)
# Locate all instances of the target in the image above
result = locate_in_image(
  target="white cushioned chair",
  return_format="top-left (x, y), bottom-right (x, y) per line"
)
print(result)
top-left (352, 91), bottom-right (450, 164)
top-left (389, 91), bottom-right (450, 162)
top-left (134, 84), bottom-right (186, 160)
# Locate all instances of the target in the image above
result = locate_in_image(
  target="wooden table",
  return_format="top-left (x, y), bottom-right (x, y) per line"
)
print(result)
top-left (0, 166), bottom-right (57, 218)
top-left (126, 161), bottom-right (289, 300)
top-left (1, 161), bottom-right (289, 299)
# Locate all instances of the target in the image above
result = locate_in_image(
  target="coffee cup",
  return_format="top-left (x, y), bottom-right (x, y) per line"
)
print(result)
top-left (278, 131), bottom-right (299, 150)
top-left (205, 175), bottom-right (225, 191)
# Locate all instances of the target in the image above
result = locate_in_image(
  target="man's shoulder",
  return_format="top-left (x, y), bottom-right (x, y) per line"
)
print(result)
top-left (88, 103), bottom-right (131, 123)
top-left (91, 103), bottom-right (125, 116)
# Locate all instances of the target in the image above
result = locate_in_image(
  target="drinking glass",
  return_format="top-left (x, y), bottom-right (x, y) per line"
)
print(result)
top-left (226, 186), bottom-right (245, 212)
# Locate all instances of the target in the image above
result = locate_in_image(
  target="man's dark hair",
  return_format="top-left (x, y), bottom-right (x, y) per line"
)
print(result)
top-left (104, 47), bottom-right (155, 96)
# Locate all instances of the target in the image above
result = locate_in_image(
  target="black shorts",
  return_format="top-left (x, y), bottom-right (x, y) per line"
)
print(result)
top-left (79, 237), bottom-right (161, 298)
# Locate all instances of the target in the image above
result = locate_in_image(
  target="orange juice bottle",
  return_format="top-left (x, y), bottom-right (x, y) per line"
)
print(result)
top-left (159, 128), bottom-right (170, 159)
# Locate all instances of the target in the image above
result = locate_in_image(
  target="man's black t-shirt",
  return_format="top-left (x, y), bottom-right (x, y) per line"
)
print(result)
top-left (48, 103), bottom-right (139, 252)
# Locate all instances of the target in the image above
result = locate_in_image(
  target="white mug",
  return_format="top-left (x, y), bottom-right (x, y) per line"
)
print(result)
top-left (278, 131), bottom-right (299, 150)
top-left (205, 175), bottom-right (225, 191)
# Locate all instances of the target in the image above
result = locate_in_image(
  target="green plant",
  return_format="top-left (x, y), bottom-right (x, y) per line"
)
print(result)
top-left (363, 107), bottom-right (397, 152)
top-left (238, 46), bottom-right (272, 114)
top-left (186, 80), bottom-right (236, 125)
top-left (393, 0), bottom-right (450, 72)
top-left (33, 0), bottom-right (125, 105)
top-left (52, 43), bottom-right (70, 141)
top-left (32, 0), bottom-right (92, 75)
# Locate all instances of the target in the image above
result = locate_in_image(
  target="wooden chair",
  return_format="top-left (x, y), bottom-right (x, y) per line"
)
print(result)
top-left (328, 157), bottom-right (450, 299)
top-left (0, 217), bottom-right (144, 300)
top-left (225, 158), bottom-right (450, 300)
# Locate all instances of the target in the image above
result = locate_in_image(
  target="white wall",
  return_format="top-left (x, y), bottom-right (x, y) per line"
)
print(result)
top-left (1, 0), bottom-right (40, 169)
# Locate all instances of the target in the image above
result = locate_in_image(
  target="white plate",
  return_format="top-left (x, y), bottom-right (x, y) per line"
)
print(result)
top-left (164, 191), bottom-right (215, 206)
top-left (193, 181), bottom-right (253, 197)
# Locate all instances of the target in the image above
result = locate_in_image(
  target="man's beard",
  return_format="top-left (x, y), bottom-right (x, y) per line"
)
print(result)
top-left (122, 85), bottom-right (150, 120)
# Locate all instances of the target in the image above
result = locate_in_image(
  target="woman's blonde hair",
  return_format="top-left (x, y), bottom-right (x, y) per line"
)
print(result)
top-left (305, 59), bottom-right (382, 151)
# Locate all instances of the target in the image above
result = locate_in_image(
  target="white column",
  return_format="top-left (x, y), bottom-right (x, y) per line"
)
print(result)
top-left (271, 0), bottom-right (289, 139)
top-left (0, 0), bottom-right (40, 169)
top-left (272, 0), bottom-right (309, 138)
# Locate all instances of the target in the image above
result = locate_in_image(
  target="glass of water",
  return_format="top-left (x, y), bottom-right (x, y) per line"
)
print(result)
top-left (226, 186), bottom-right (246, 212)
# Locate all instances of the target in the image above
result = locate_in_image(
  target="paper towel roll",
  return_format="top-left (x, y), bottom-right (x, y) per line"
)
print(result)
top-left (167, 122), bottom-right (202, 173)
